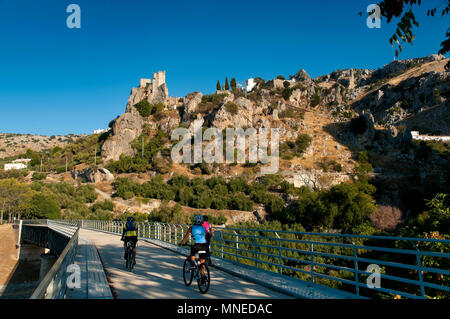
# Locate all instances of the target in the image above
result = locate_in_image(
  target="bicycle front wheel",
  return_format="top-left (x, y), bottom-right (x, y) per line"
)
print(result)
top-left (197, 263), bottom-right (210, 294)
top-left (183, 259), bottom-right (193, 286)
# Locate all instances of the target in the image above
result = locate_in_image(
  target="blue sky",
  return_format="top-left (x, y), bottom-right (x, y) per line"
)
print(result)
top-left (0, 0), bottom-right (448, 135)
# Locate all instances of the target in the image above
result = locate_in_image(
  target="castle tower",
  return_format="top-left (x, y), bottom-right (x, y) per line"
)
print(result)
top-left (140, 78), bottom-right (151, 88)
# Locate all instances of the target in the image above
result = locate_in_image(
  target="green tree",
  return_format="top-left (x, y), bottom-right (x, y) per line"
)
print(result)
top-left (421, 193), bottom-right (450, 232)
top-left (354, 152), bottom-right (373, 181)
top-left (216, 80), bottom-right (221, 91)
top-left (0, 179), bottom-right (32, 223)
top-left (230, 78), bottom-right (237, 91)
top-left (225, 77), bottom-right (230, 90)
top-left (134, 99), bottom-right (152, 117)
top-left (27, 194), bottom-right (61, 220)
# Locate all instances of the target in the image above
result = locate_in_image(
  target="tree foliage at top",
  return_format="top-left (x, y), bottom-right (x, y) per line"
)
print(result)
top-left (376, 0), bottom-right (450, 59)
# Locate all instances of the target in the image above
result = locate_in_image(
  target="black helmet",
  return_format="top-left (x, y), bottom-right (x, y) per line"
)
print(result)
top-left (127, 216), bottom-right (135, 222)
top-left (193, 214), bottom-right (203, 225)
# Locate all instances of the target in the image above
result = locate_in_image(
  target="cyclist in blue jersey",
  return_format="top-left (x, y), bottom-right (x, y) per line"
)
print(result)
top-left (178, 214), bottom-right (208, 269)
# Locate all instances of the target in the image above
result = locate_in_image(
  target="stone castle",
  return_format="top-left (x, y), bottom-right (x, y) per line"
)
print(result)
top-left (139, 70), bottom-right (169, 97)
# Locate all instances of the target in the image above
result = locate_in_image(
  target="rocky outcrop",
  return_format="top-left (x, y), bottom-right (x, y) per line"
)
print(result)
top-left (101, 111), bottom-right (143, 161)
top-left (71, 165), bottom-right (115, 183)
top-left (353, 69), bottom-right (449, 126)
top-left (211, 97), bottom-right (259, 130)
top-left (292, 69), bottom-right (312, 83)
top-left (182, 92), bottom-right (203, 121)
top-left (102, 71), bottom-right (171, 162)
top-left (363, 54), bottom-right (446, 86)
top-left (148, 83), bottom-right (168, 105)
top-left (158, 116), bottom-right (181, 134)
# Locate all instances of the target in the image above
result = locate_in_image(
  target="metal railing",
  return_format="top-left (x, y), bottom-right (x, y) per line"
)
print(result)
top-left (27, 221), bottom-right (80, 299)
top-left (77, 220), bottom-right (449, 299)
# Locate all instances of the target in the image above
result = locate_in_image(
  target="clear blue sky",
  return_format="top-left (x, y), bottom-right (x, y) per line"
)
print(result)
top-left (0, 0), bottom-right (448, 135)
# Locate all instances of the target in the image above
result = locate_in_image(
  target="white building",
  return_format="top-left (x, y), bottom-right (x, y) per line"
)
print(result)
top-left (411, 131), bottom-right (450, 142)
top-left (4, 163), bottom-right (27, 171)
top-left (93, 128), bottom-right (109, 135)
top-left (244, 78), bottom-right (257, 93)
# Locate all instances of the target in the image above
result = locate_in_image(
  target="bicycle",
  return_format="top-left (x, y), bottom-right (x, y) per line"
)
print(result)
top-left (182, 247), bottom-right (210, 294)
top-left (125, 241), bottom-right (136, 272)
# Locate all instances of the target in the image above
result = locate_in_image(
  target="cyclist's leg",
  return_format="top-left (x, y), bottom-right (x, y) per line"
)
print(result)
top-left (206, 234), bottom-right (212, 265)
top-left (123, 238), bottom-right (128, 259)
top-left (189, 245), bottom-right (197, 268)
top-left (132, 237), bottom-right (137, 264)
top-left (199, 244), bottom-right (208, 276)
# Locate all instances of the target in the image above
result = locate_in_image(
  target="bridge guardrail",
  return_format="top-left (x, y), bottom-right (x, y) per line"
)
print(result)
top-left (26, 221), bottom-right (80, 299)
top-left (75, 219), bottom-right (449, 299)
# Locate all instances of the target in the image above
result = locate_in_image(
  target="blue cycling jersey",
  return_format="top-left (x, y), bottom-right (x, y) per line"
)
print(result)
top-left (192, 225), bottom-right (207, 244)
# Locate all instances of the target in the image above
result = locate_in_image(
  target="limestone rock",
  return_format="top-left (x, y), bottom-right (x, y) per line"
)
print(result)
top-left (182, 92), bottom-right (203, 121)
top-left (293, 69), bottom-right (312, 83)
top-left (101, 111), bottom-right (143, 161)
top-left (71, 165), bottom-right (115, 183)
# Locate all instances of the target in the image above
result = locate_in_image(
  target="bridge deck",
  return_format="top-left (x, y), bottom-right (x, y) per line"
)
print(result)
top-left (79, 229), bottom-right (290, 299)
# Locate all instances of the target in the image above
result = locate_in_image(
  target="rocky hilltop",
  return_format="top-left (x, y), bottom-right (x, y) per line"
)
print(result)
top-left (100, 55), bottom-right (449, 189)
top-left (0, 133), bottom-right (84, 159)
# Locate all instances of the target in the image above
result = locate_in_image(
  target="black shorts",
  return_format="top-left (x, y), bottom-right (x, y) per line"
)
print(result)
top-left (124, 236), bottom-right (138, 248)
top-left (191, 243), bottom-right (208, 260)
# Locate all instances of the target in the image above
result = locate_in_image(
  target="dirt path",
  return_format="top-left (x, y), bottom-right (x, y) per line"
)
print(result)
top-left (0, 224), bottom-right (18, 286)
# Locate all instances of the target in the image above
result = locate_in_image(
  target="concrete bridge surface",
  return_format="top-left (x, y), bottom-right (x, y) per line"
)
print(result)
top-left (79, 229), bottom-right (290, 299)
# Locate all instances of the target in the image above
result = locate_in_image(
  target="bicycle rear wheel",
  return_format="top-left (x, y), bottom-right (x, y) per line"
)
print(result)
top-left (183, 259), bottom-right (194, 286)
top-left (128, 246), bottom-right (134, 271)
top-left (197, 263), bottom-right (210, 294)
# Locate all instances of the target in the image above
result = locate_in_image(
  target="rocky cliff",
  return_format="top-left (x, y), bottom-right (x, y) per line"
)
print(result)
top-left (100, 55), bottom-right (449, 185)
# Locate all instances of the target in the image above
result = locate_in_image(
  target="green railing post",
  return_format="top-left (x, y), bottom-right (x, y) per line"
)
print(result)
top-left (309, 235), bottom-right (315, 284)
top-left (275, 232), bottom-right (282, 275)
top-left (414, 243), bottom-right (426, 298)
top-left (352, 240), bottom-right (359, 296)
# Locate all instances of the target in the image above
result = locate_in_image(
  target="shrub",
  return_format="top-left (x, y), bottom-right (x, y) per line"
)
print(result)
top-left (92, 199), bottom-right (114, 212)
top-left (311, 88), bottom-right (321, 107)
top-left (149, 203), bottom-right (189, 224)
top-left (206, 213), bottom-right (227, 225)
top-left (89, 209), bottom-right (114, 220)
top-left (32, 172), bottom-right (47, 181)
top-left (370, 205), bottom-right (403, 231)
top-left (228, 177), bottom-right (249, 193)
top-left (134, 100), bottom-right (164, 117)
top-left (265, 195), bottom-right (285, 214)
top-left (354, 152), bottom-right (373, 181)
top-left (0, 169), bottom-right (28, 180)
top-left (134, 99), bottom-right (152, 117)
top-left (230, 193), bottom-right (254, 211)
top-left (295, 134), bottom-right (312, 154)
top-left (211, 196), bottom-right (229, 210)
top-left (225, 102), bottom-right (238, 115)
top-left (282, 87), bottom-right (293, 100)
top-left (75, 184), bottom-right (98, 203)
top-left (114, 177), bottom-right (138, 199)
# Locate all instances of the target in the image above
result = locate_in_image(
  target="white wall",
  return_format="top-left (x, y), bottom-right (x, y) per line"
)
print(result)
top-left (411, 131), bottom-right (450, 142)
top-left (4, 163), bottom-right (27, 171)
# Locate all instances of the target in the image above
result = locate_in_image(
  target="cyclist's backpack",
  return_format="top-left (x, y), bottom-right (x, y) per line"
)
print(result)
top-left (126, 220), bottom-right (136, 231)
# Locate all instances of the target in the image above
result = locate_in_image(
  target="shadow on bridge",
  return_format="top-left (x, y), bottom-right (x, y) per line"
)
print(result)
top-left (80, 229), bottom-right (289, 299)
